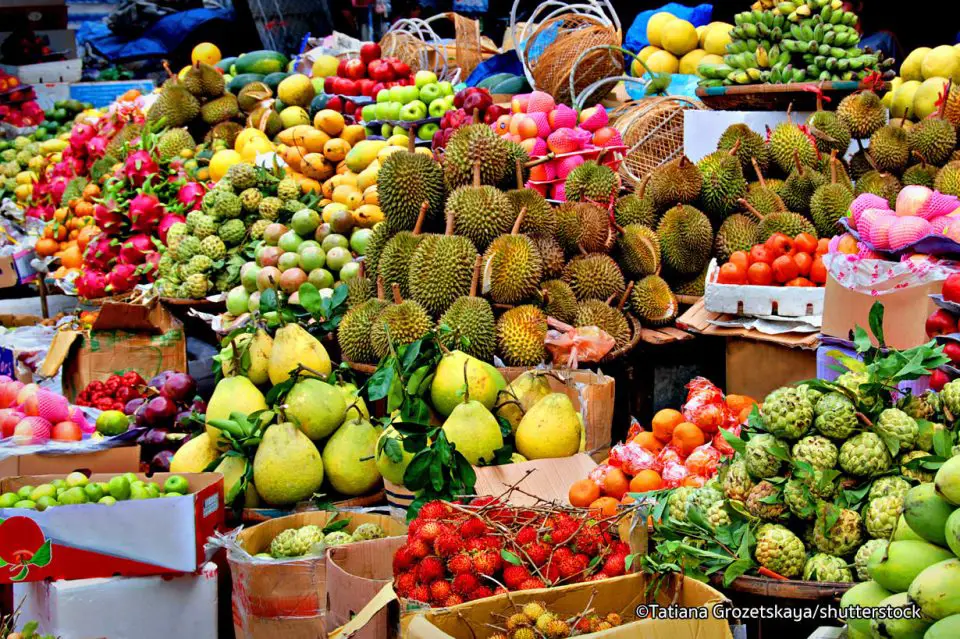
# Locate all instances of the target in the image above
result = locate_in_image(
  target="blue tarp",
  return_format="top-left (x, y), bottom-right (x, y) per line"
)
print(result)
top-left (624, 3), bottom-right (714, 54)
top-left (81, 7), bottom-right (235, 62)
top-left (464, 50), bottom-right (525, 87)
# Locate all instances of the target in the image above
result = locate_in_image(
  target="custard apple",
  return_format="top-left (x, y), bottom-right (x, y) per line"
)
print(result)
top-left (722, 460), bottom-right (755, 502)
top-left (218, 219), bottom-right (246, 246)
top-left (754, 524), bottom-right (805, 578)
top-left (864, 495), bottom-right (902, 539)
top-left (813, 504), bottom-right (863, 556)
top-left (688, 486), bottom-right (724, 515)
top-left (292, 525), bottom-right (325, 556)
top-left (814, 393), bottom-right (858, 439)
top-left (249, 218), bottom-right (271, 240)
top-left (835, 371), bottom-right (878, 411)
top-left (351, 523), bottom-right (385, 542)
top-left (799, 384), bottom-right (824, 408)
top-left (707, 501), bottom-right (731, 529)
top-left (746, 480), bottom-right (786, 521)
top-left (240, 187), bottom-right (263, 213)
top-left (154, 278), bottom-right (175, 297)
top-left (324, 530), bottom-right (353, 546)
top-left (281, 199), bottom-right (302, 217)
top-left (259, 196), bottom-right (282, 220)
top-left (744, 434), bottom-right (787, 479)
top-left (803, 553), bottom-right (853, 582)
top-left (668, 486), bottom-right (695, 522)
top-left (166, 222), bottom-right (188, 248)
top-left (157, 254), bottom-right (176, 277)
top-left (915, 421), bottom-right (946, 453)
top-left (854, 538), bottom-right (888, 581)
top-left (277, 177), bottom-right (301, 200)
top-left (226, 162), bottom-right (259, 190)
top-left (184, 273), bottom-right (210, 299)
top-left (215, 191), bottom-right (243, 219)
top-left (175, 235), bottom-right (201, 262)
top-left (269, 528), bottom-right (299, 558)
top-left (200, 191), bottom-right (220, 215)
top-left (875, 408), bottom-right (918, 450)
top-left (214, 177), bottom-right (234, 193)
top-left (868, 476), bottom-right (911, 501)
top-left (900, 450), bottom-right (934, 482)
top-left (784, 478), bottom-right (817, 520)
top-left (186, 254), bottom-right (213, 275)
top-left (792, 435), bottom-right (838, 470)
top-left (762, 386), bottom-right (814, 440)
top-left (192, 213), bottom-right (217, 239)
top-left (838, 432), bottom-right (892, 477)
top-left (899, 391), bottom-right (940, 421)
top-left (200, 235), bottom-right (226, 260)
top-left (941, 379), bottom-right (960, 416)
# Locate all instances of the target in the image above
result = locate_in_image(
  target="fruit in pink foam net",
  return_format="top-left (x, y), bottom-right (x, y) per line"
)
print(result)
top-left (889, 216), bottom-right (932, 249)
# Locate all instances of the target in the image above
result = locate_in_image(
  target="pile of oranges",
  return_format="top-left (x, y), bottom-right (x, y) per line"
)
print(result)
top-left (35, 183), bottom-right (100, 280)
top-left (569, 379), bottom-right (759, 515)
top-left (716, 232), bottom-right (830, 287)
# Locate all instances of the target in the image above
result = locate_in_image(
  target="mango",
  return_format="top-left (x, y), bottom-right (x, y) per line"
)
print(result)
top-left (904, 483), bottom-right (954, 547)
top-left (840, 580), bottom-right (892, 637)
top-left (868, 540), bottom-right (954, 593)
top-left (935, 455), bottom-right (960, 505)
top-left (925, 615), bottom-right (960, 639)
top-left (909, 558), bottom-right (960, 620)
top-left (344, 140), bottom-right (387, 173)
top-left (870, 592), bottom-right (931, 639)
top-left (947, 509), bottom-right (960, 558)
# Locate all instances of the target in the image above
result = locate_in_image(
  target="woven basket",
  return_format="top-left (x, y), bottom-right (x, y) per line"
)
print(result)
top-left (379, 12), bottom-right (496, 83)
top-left (611, 96), bottom-right (706, 191)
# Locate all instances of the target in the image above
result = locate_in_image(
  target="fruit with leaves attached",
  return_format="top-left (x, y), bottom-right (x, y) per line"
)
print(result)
top-left (285, 378), bottom-right (346, 440)
top-left (321, 418), bottom-right (383, 496)
top-left (205, 376), bottom-right (267, 444)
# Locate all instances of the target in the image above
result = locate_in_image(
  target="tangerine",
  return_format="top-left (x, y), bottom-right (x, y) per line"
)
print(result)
top-left (671, 422), bottom-right (706, 456)
top-left (589, 497), bottom-right (620, 518)
top-left (794, 232), bottom-right (817, 254)
top-left (747, 262), bottom-right (773, 286)
top-left (728, 250), bottom-right (749, 272)
top-left (629, 469), bottom-right (663, 493)
top-left (602, 468), bottom-right (630, 500)
top-left (568, 478), bottom-right (601, 508)
top-left (725, 394), bottom-right (757, 415)
top-left (632, 431), bottom-right (664, 454)
top-left (652, 408), bottom-right (684, 443)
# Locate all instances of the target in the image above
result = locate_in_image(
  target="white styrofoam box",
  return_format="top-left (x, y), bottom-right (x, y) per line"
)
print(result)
top-left (13, 562), bottom-right (218, 639)
top-left (704, 259), bottom-right (824, 318)
top-left (32, 82), bottom-right (69, 110)
top-left (0, 59), bottom-right (82, 84)
top-left (683, 109), bottom-right (859, 163)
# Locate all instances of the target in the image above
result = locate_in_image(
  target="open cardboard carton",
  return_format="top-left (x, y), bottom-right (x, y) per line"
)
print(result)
top-left (228, 510), bottom-right (407, 639)
top-left (332, 572), bottom-right (731, 639)
top-left (0, 472), bottom-right (222, 583)
top-left (0, 444), bottom-right (141, 479)
top-left (40, 299), bottom-right (187, 401)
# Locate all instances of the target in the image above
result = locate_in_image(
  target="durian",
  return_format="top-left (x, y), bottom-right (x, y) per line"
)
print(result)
top-left (807, 103), bottom-right (852, 156)
top-left (717, 123), bottom-right (771, 175)
top-left (156, 128), bottom-right (195, 160)
top-left (615, 223), bottom-right (660, 278)
top-left (408, 212), bottom-right (479, 316)
top-left (378, 151), bottom-right (445, 232)
top-left (647, 156), bottom-right (702, 209)
top-left (907, 116), bottom-right (957, 166)
top-left (697, 143), bottom-right (747, 220)
top-left (745, 158), bottom-right (787, 214)
top-left (630, 275), bottom-right (678, 326)
top-left (564, 160), bottom-right (620, 203)
top-left (200, 94), bottom-right (239, 125)
top-left (656, 204), bottom-right (713, 275)
top-left (554, 202), bottom-right (611, 254)
top-left (934, 161), bottom-right (960, 196)
top-left (868, 124), bottom-right (910, 173)
top-left (445, 184), bottom-right (514, 251)
top-left (371, 285), bottom-right (433, 359)
top-left (532, 236), bottom-right (565, 279)
top-left (339, 298), bottom-right (388, 364)
top-left (781, 153), bottom-right (827, 213)
top-left (505, 189), bottom-right (556, 238)
top-left (810, 155), bottom-right (854, 238)
top-left (182, 62), bottom-right (225, 98)
top-left (855, 170), bottom-right (902, 209)
top-left (439, 256), bottom-right (496, 361)
top-left (768, 115), bottom-right (818, 175)
top-left (742, 199), bottom-right (818, 242)
top-left (836, 90), bottom-right (887, 139)
top-left (714, 214), bottom-right (758, 262)
top-left (539, 279), bottom-right (578, 324)
top-left (614, 175), bottom-right (658, 227)
top-left (575, 298), bottom-right (631, 349)
top-left (903, 155), bottom-right (939, 188)
top-left (443, 124), bottom-right (509, 188)
top-left (146, 84), bottom-right (200, 127)
top-left (563, 253), bottom-right (626, 302)
top-left (672, 264), bottom-right (709, 297)
top-left (496, 305), bottom-right (547, 366)
top-left (481, 209), bottom-right (543, 304)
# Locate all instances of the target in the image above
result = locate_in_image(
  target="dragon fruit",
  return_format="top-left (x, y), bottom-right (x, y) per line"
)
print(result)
top-left (142, 251), bottom-right (161, 281)
top-left (83, 233), bottom-right (119, 271)
top-left (94, 201), bottom-right (124, 233)
top-left (123, 150), bottom-right (159, 188)
top-left (86, 136), bottom-right (109, 159)
top-left (70, 123), bottom-right (96, 152)
top-left (105, 263), bottom-right (141, 294)
top-left (129, 193), bottom-right (165, 232)
top-left (76, 269), bottom-right (108, 298)
top-left (49, 176), bottom-right (68, 205)
top-left (157, 213), bottom-right (186, 243)
top-left (119, 234), bottom-right (155, 265)
top-left (177, 182), bottom-right (206, 211)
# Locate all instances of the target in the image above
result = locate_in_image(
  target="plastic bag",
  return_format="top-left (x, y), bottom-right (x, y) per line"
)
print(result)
top-left (684, 444), bottom-right (721, 477)
top-left (588, 462), bottom-right (613, 487)
top-left (824, 252), bottom-right (952, 294)
top-left (545, 326), bottom-right (615, 367)
top-left (660, 461), bottom-right (689, 488)
top-left (712, 425), bottom-right (741, 457)
top-left (609, 441), bottom-right (661, 475)
top-left (682, 376), bottom-right (735, 434)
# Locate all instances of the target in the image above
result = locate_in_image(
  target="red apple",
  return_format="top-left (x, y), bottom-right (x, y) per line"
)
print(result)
top-left (368, 60), bottom-right (394, 82)
top-left (337, 59), bottom-right (349, 78)
top-left (389, 60), bottom-right (410, 77)
top-left (945, 342), bottom-right (960, 364)
top-left (359, 42), bottom-right (382, 65)
top-left (52, 421), bottom-right (82, 441)
top-left (344, 59), bottom-right (367, 80)
top-left (926, 309), bottom-right (957, 337)
top-left (323, 76), bottom-right (336, 94)
top-left (931, 368), bottom-right (951, 391)
top-left (326, 96), bottom-right (343, 112)
top-left (344, 100), bottom-right (356, 114)
top-left (334, 77), bottom-right (358, 96)
top-left (371, 82), bottom-right (386, 97)
top-left (943, 273), bottom-right (960, 304)
top-left (356, 78), bottom-right (376, 97)
top-left (0, 408), bottom-right (23, 438)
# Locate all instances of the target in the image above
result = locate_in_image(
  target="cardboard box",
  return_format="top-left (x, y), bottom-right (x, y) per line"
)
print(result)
top-left (0, 249), bottom-right (38, 288)
top-left (40, 299), bottom-right (187, 401)
top-left (0, 472), bottom-right (223, 583)
top-left (325, 535), bottom-right (406, 637)
top-left (228, 511), bottom-right (407, 639)
top-left (333, 573), bottom-right (732, 639)
top-left (726, 338), bottom-right (817, 399)
top-left (821, 272), bottom-right (941, 349)
top-left (0, 444), bottom-right (140, 478)
top-left (13, 561), bottom-right (218, 639)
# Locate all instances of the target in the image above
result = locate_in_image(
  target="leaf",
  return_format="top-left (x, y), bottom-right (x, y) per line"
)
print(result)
top-left (10, 565), bottom-right (29, 581)
top-left (323, 518), bottom-right (351, 534)
top-left (28, 540), bottom-right (52, 567)
top-left (260, 288), bottom-right (278, 313)
top-left (299, 283), bottom-right (323, 316)
top-left (501, 549), bottom-right (522, 565)
top-left (383, 436), bottom-right (404, 463)
top-left (406, 365), bottom-right (431, 396)
top-left (401, 339), bottom-right (423, 372)
top-left (624, 553), bottom-right (637, 571)
top-left (722, 558), bottom-right (752, 587)
top-left (429, 455), bottom-right (445, 492)
top-left (387, 374), bottom-right (404, 414)
top-left (403, 450), bottom-right (434, 491)
top-left (934, 427), bottom-right (954, 459)
top-left (265, 376), bottom-right (296, 405)
top-left (868, 301), bottom-right (886, 348)
top-left (367, 363), bottom-right (396, 402)
top-left (720, 428), bottom-right (747, 456)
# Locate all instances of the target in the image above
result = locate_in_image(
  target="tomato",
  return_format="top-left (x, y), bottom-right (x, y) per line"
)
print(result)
top-left (765, 233), bottom-right (794, 257)
top-left (772, 255), bottom-right (800, 283)
top-left (747, 262), bottom-right (773, 286)
top-left (794, 232), bottom-right (818, 254)
top-left (810, 255), bottom-right (827, 284)
top-left (749, 245), bottom-right (774, 265)
top-left (728, 251), bottom-right (749, 272)
top-left (793, 252), bottom-right (813, 277)
top-left (785, 277), bottom-right (815, 287)
top-left (718, 263), bottom-right (747, 285)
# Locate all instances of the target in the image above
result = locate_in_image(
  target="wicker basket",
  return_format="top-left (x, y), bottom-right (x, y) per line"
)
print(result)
top-left (379, 12), bottom-right (497, 83)
top-left (611, 95), bottom-right (706, 191)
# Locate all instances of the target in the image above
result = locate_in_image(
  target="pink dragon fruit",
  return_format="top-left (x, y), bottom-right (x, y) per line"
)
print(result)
top-left (76, 269), bottom-right (108, 298)
top-left (49, 176), bottom-right (68, 205)
top-left (129, 192), bottom-right (165, 232)
top-left (177, 181), bottom-right (206, 211)
top-left (83, 233), bottom-right (120, 271)
top-left (142, 251), bottom-right (161, 282)
top-left (69, 122), bottom-right (96, 152)
top-left (94, 201), bottom-right (124, 233)
top-left (123, 150), bottom-right (159, 188)
top-left (158, 213), bottom-right (186, 243)
top-left (119, 234), bottom-right (155, 265)
top-left (105, 263), bottom-right (141, 294)
top-left (85, 135), bottom-right (109, 159)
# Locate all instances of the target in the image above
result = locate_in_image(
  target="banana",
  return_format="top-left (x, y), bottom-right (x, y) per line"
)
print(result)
top-left (756, 46), bottom-right (769, 67)
top-left (813, 23), bottom-right (824, 42)
top-left (747, 68), bottom-right (763, 81)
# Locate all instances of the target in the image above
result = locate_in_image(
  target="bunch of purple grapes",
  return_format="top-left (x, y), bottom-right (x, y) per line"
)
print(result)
top-left (123, 371), bottom-right (206, 472)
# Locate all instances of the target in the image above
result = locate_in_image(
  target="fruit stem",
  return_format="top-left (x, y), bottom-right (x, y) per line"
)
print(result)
top-left (752, 157), bottom-right (765, 186)
top-left (161, 60), bottom-right (176, 80)
top-left (445, 207), bottom-right (455, 236)
top-left (357, 260), bottom-right (365, 280)
top-left (462, 358), bottom-right (471, 404)
top-left (524, 153), bottom-right (555, 169)
top-left (727, 138), bottom-right (741, 157)
top-left (637, 172), bottom-right (651, 199)
top-left (829, 151), bottom-right (838, 184)
top-left (472, 160), bottom-right (481, 187)
top-left (472, 108), bottom-right (480, 125)
top-left (576, 243), bottom-right (588, 257)
top-left (786, 102), bottom-right (794, 125)
top-left (511, 206), bottom-right (527, 235)
top-left (413, 201), bottom-right (428, 236)
top-left (815, 91), bottom-right (823, 113)
top-left (617, 281), bottom-right (634, 311)
top-left (515, 158), bottom-right (524, 190)
top-left (470, 255), bottom-right (481, 297)
top-left (546, 316), bottom-right (574, 332)
top-left (738, 198), bottom-right (765, 221)
top-left (793, 149), bottom-right (803, 175)
top-left (407, 131), bottom-right (416, 153)
top-left (604, 292), bottom-right (617, 305)
top-left (376, 276), bottom-right (385, 300)
top-left (938, 80), bottom-right (952, 120)
top-left (391, 282), bottom-right (403, 304)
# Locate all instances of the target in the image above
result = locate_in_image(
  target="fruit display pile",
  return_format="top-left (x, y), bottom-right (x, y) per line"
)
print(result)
top-left (569, 379), bottom-right (753, 512)
top-left (697, 0), bottom-right (893, 86)
top-left (0, 377), bottom-right (95, 444)
top-left (884, 43), bottom-right (960, 123)
top-left (358, 68), bottom-right (457, 143)
top-left (0, 472), bottom-right (193, 510)
top-left (716, 231), bottom-right (827, 287)
top-left (483, 602), bottom-right (628, 639)
top-left (431, 87), bottom-right (506, 151)
top-left (635, 14), bottom-right (733, 79)
top-left (258, 520), bottom-right (386, 559)
top-left (391, 498), bottom-right (632, 605)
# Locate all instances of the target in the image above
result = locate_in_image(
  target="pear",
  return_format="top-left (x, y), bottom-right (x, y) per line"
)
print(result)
top-left (214, 455), bottom-right (260, 507)
top-left (170, 432), bottom-right (219, 473)
top-left (494, 371), bottom-right (553, 433)
top-left (219, 330), bottom-right (272, 385)
top-left (442, 398), bottom-right (503, 465)
top-left (205, 376), bottom-right (268, 443)
top-left (268, 323), bottom-right (331, 385)
top-left (515, 393), bottom-right (581, 460)
top-left (375, 424), bottom-right (416, 484)
top-left (285, 378), bottom-right (346, 440)
top-left (322, 418), bottom-right (383, 496)
top-left (253, 421), bottom-right (324, 505)
top-left (430, 350), bottom-right (506, 417)
top-left (219, 333), bottom-right (251, 378)
top-left (339, 382), bottom-right (370, 421)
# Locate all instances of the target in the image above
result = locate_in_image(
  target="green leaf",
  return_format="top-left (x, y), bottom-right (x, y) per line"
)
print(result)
top-left (403, 450), bottom-right (434, 490)
top-left (265, 376), bottom-right (296, 405)
top-left (298, 283), bottom-right (323, 316)
top-left (383, 436), bottom-right (404, 463)
top-left (501, 549), bottom-right (522, 565)
top-left (721, 428), bottom-right (747, 456)
top-left (367, 363), bottom-right (396, 402)
top-left (260, 288), bottom-right (278, 313)
top-left (28, 540), bottom-right (52, 567)
top-left (387, 375), bottom-right (404, 413)
top-left (406, 365), bottom-right (431, 396)
top-left (934, 427), bottom-right (954, 459)
top-left (323, 518), bottom-right (351, 534)
top-left (722, 558), bottom-right (752, 587)
top-left (11, 565), bottom-right (29, 581)
top-left (868, 301), bottom-right (886, 348)
top-left (429, 455), bottom-right (445, 491)
top-left (401, 339), bottom-right (423, 372)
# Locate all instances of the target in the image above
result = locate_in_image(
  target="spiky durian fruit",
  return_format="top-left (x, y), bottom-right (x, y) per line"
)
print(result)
top-left (656, 204), bottom-right (713, 276)
top-left (768, 118), bottom-right (818, 175)
top-left (856, 170), bottom-right (902, 209)
top-left (630, 275), bottom-right (678, 326)
top-left (697, 146), bottom-right (747, 220)
top-left (539, 279), bottom-right (578, 324)
top-left (371, 291), bottom-right (433, 359)
top-left (575, 300), bottom-right (631, 349)
top-left (837, 91), bottom-right (887, 139)
top-left (810, 158), bottom-right (855, 238)
top-left (496, 305), bottom-right (547, 366)
top-left (504, 189), bottom-right (556, 238)
top-left (869, 125), bottom-right (910, 174)
top-left (807, 109), bottom-right (852, 155)
top-left (443, 124), bottom-right (510, 188)
top-left (339, 299), bottom-right (388, 364)
top-left (445, 185), bottom-right (514, 251)
top-left (564, 160), bottom-right (620, 203)
top-left (615, 224), bottom-right (660, 278)
top-left (714, 214), bottom-right (758, 262)
top-left (907, 117), bottom-right (957, 166)
top-left (647, 156), bottom-right (702, 209)
top-left (407, 221), bottom-right (479, 316)
top-left (532, 236), bottom-right (565, 279)
top-left (378, 152), bottom-right (445, 232)
top-left (554, 202), bottom-right (611, 254)
top-left (717, 123), bottom-right (771, 175)
top-left (562, 253), bottom-right (626, 302)
top-left (781, 156), bottom-right (827, 213)
top-left (614, 189), bottom-right (658, 229)
top-left (439, 257), bottom-right (496, 361)
top-left (482, 216), bottom-right (543, 305)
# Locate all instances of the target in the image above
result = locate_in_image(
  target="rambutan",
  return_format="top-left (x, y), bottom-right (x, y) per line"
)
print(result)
top-left (429, 579), bottom-right (452, 603)
top-left (447, 553), bottom-right (474, 575)
top-left (478, 535), bottom-right (503, 551)
top-left (408, 584), bottom-right (430, 603)
top-left (469, 586), bottom-right (493, 601)
top-left (472, 550), bottom-right (502, 576)
top-left (443, 594), bottom-right (464, 607)
top-left (452, 572), bottom-right (480, 596)
top-left (516, 526), bottom-right (537, 546)
top-left (602, 553), bottom-right (626, 577)
top-left (465, 538), bottom-right (487, 553)
top-left (394, 571), bottom-right (417, 596)
top-left (408, 538), bottom-right (430, 559)
top-left (558, 555), bottom-right (582, 579)
top-left (524, 543), bottom-right (551, 567)
top-left (609, 541), bottom-right (631, 556)
top-left (418, 501), bottom-right (450, 520)
top-left (460, 516), bottom-right (489, 538)
top-left (493, 586), bottom-right (509, 595)
top-left (393, 545), bottom-right (415, 572)
top-left (504, 565), bottom-right (531, 589)
top-left (416, 521), bottom-right (444, 543)
top-left (518, 577), bottom-right (546, 590)
top-left (572, 526), bottom-right (603, 556)
top-left (434, 533), bottom-right (464, 558)
top-left (417, 556), bottom-right (445, 583)
top-left (470, 496), bottom-right (500, 508)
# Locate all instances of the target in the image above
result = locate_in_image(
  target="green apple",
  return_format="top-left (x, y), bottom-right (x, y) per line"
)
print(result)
top-left (0, 492), bottom-right (19, 507)
top-left (17, 485), bottom-right (34, 499)
top-left (419, 83), bottom-right (443, 105)
top-left (108, 476), bottom-right (131, 500)
top-left (417, 122), bottom-right (440, 140)
top-left (376, 89), bottom-right (392, 104)
top-left (397, 85), bottom-right (420, 104)
top-left (13, 500), bottom-right (36, 509)
top-left (36, 496), bottom-right (59, 511)
top-left (98, 496), bottom-right (117, 505)
top-left (145, 482), bottom-right (161, 498)
top-left (300, 245), bottom-right (326, 271)
top-left (350, 228), bottom-right (372, 254)
top-left (122, 472), bottom-right (139, 484)
top-left (376, 101), bottom-right (402, 120)
top-left (164, 475), bottom-right (189, 494)
top-left (130, 484), bottom-right (151, 500)
top-left (428, 99), bottom-right (449, 118)
top-left (66, 471), bottom-right (88, 488)
top-left (415, 70), bottom-right (438, 88)
top-left (29, 484), bottom-right (56, 502)
top-left (226, 286), bottom-right (250, 315)
top-left (59, 487), bottom-right (88, 505)
top-left (438, 81), bottom-right (454, 96)
top-left (380, 123), bottom-right (394, 137)
top-left (361, 104), bottom-right (378, 122)
top-left (388, 86), bottom-right (405, 102)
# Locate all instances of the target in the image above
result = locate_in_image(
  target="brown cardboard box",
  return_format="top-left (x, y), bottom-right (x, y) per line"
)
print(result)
top-left (0, 444), bottom-right (140, 478)
top-left (725, 338), bottom-right (817, 399)
top-left (325, 536), bottom-right (406, 637)
top-left (40, 300), bottom-right (187, 401)
top-left (229, 511), bottom-right (407, 639)
top-left (821, 272), bottom-right (942, 350)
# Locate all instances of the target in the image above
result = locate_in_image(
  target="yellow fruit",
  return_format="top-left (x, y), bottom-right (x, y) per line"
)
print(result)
top-left (375, 425), bottom-right (415, 484)
top-left (661, 19), bottom-right (698, 56)
top-left (882, 77), bottom-right (904, 108)
top-left (891, 79), bottom-right (921, 118)
top-left (235, 128), bottom-right (267, 153)
top-left (703, 24), bottom-right (733, 56)
top-left (515, 393), bottom-right (582, 460)
top-left (353, 203), bottom-right (383, 227)
top-left (638, 45), bottom-right (660, 63)
top-left (209, 149), bottom-right (242, 182)
top-left (314, 109), bottom-right (346, 136)
top-left (170, 433), bottom-right (219, 473)
top-left (679, 49), bottom-right (709, 75)
top-left (323, 138), bottom-right (351, 162)
top-left (700, 53), bottom-right (724, 66)
top-left (322, 201), bottom-right (349, 222)
top-left (205, 376), bottom-right (268, 443)
top-left (901, 47), bottom-right (931, 82)
top-left (356, 162), bottom-right (379, 190)
top-left (311, 54), bottom-right (339, 78)
top-left (914, 77), bottom-right (950, 120)
top-left (191, 42), bottom-right (222, 65)
top-left (340, 124), bottom-right (366, 146)
top-left (333, 184), bottom-right (362, 208)
top-left (921, 45), bottom-right (960, 82)
top-left (240, 136), bottom-right (275, 162)
top-left (277, 74), bottom-right (315, 108)
top-left (253, 421), bottom-right (324, 506)
top-left (646, 12), bottom-right (677, 49)
top-left (645, 50), bottom-right (679, 74)
top-left (268, 323), bottom-right (331, 385)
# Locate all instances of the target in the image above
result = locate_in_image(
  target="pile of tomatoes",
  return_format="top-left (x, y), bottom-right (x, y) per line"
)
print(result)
top-left (716, 232), bottom-right (829, 287)
top-left (35, 182), bottom-right (101, 280)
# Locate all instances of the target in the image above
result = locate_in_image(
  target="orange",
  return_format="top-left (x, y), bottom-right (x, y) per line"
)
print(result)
top-left (632, 431), bottom-right (664, 454)
top-left (589, 497), bottom-right (620, 518)
top-left (568, 478), bottom-right (601, 508)
top-left (621, 494), bottom-right (636, 505)
top-left (629, 469), bottom-right (663, 493)
top-left (59, 244), bottom-right (82, 269)
top-left (671, 422), bottom-right (706, 456)
top-left (725, 394), bottom-right (757, 415)
top-left (652, 408), bottom-right (684, 443)
top-left (681, 476), bottom-right (703, 487)
top-left (738, 406), bottom-right (754, 424)
top-left (602, 468), bottom-right (630, 500)
top-left (35, 237), bottom-right (59, 257)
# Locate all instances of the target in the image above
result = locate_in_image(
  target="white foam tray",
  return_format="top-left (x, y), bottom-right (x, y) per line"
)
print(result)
top-left (704, 258), bottom-right (824, 318)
